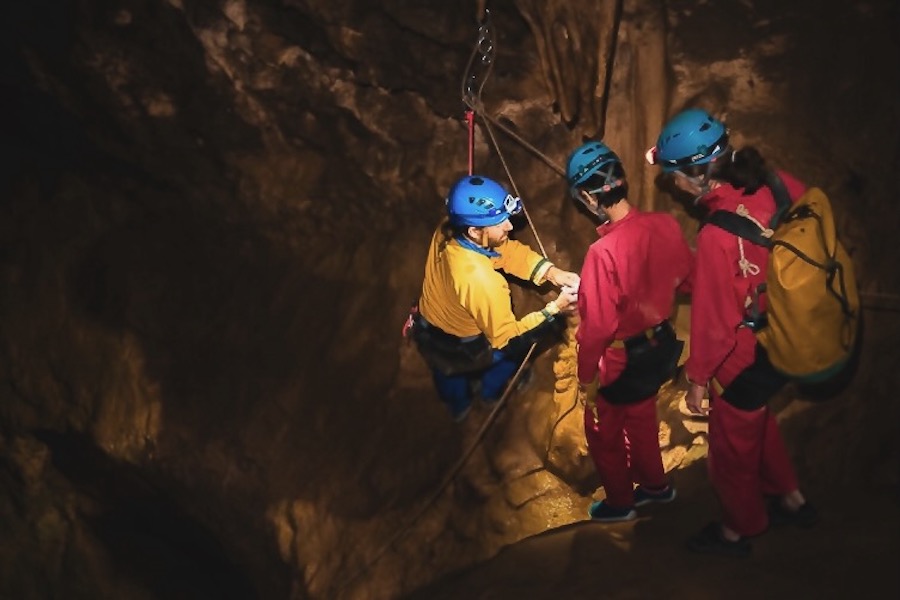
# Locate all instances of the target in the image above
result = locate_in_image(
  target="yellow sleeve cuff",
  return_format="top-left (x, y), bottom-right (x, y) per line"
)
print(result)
top-left (541, 301), bottom-right (560, 320)
top-left (533, 261), bottom-right (554, 284)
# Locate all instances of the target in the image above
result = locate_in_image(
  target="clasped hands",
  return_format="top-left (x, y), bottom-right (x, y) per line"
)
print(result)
top-left (545, 266), bottom-right (580, 314)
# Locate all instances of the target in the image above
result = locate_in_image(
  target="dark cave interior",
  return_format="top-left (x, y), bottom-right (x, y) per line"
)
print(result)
top-left (1, 1), bottom-right (899, 599)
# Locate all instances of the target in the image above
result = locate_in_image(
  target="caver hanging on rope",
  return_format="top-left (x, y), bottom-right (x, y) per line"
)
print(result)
top-left (404, 4), bottom-right (582, 422)
top-left (408, 172), bottom-right (576, 419)
top-left (347, 8), bottom-right (581, 596)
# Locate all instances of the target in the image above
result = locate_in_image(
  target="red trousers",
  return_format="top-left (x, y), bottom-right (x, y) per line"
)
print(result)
top-left (584, 393), bottom-right (668, 508)
top-left (708, 393), bottom-right (800, 536)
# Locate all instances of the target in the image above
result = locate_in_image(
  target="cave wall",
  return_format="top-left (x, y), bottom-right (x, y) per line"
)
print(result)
top-left (1, 1), bottom-right (898, 599)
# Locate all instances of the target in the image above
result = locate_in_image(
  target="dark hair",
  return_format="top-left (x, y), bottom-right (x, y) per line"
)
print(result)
top-left (712, 146), bottom-right (768, 194)
top-left (440, 220), bottom-right (468, 249)
top-left (597, 181), bottom-right (629, 207)
top-left (588, 162), bottom-right (629, 207)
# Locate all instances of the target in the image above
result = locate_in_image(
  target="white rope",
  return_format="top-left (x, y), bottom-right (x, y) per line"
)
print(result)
top-left (735, 204), bottom-right (767, 278)
top-left (735, 204), bottom-right (774, 237)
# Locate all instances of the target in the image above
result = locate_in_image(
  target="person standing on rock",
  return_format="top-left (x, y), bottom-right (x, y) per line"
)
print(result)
top-left (568, 141), bottom-right (694, 522)
top-left (406, 174), bottom-right (580, 422)
top-left (647, 108), bottom-right (818, 557)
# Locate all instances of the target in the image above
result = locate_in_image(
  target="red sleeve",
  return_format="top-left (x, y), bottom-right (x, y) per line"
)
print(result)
top-left (684, 228), bottom-right (745, 385)
top-left (575, 243), bottom-right (620, 384)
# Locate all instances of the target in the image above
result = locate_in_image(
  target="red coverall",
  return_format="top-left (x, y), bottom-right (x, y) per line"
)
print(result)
top-left (577, 208), bottom-right (693, 509)
top-left (687, 171), bottom-right (807, 536)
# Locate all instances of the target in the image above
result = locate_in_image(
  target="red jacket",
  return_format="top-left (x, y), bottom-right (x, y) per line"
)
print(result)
top-left (686, 171), bottom-right (807, 387)
top-left (577, 208), bottom-right (694, 384)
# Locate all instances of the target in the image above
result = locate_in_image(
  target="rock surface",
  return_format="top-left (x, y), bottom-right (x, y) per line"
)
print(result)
top-left (1, 1), bottom-right (898, 599)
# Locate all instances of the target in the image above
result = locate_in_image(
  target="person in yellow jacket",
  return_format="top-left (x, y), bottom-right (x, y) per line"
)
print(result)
top-left (409, 175), bottom-right (579, 421)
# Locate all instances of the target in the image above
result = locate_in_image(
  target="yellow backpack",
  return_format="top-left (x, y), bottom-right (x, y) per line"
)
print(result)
top-left (706, 174), bottom-right (860, 384)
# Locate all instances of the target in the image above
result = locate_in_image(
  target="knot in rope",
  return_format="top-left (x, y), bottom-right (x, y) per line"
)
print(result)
top-left (735, 204), bottom-right (774, 238)
top-left (734, 204), bottom-right (762, 277)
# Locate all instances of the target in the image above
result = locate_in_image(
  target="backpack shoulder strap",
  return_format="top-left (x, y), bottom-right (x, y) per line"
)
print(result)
top-left (764, 169), bottom-right (792, 227)
top-left (705, 210), bottom-right (773, 248)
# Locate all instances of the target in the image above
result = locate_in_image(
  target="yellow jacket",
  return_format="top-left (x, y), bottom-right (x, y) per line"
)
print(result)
top-left (419, 221), bottom-right (553, 350)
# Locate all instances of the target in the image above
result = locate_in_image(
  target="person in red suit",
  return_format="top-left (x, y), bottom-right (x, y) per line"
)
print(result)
top-left (567, 140), bottom-right (694, 522)
top-left (647, 108), bottom-right (818, 557)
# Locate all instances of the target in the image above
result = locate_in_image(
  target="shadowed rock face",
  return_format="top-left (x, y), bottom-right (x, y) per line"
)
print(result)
top-left (1, 1), bottom-right (898, 599)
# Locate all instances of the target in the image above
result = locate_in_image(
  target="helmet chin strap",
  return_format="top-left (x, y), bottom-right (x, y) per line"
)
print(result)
top-left (576, 188), bottom-right (614, 224)
top-left (678, 162), bottom-right (717, 204)
top-left (690, 178), bottom-right (710, 205)
top-left (587, 202), bottom-right (611, 224)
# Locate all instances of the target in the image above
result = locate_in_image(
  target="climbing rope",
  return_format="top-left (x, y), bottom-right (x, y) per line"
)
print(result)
top-left (338, 3), bottom-right (900, 591)
top-left (461, 11), bottom-right (565, 181)
top-left (460, 8), bottom-right (588, 467)
top-left (335, 344), bottom-right (536, 595)
top-left (466, 109), bottom-right (476, 175)
top-left (461, 8), bottom-right (554, 257)
top-left (335, 9), bottom-right (560, 594)
top-left (461, 3), bottom-right (602, 504)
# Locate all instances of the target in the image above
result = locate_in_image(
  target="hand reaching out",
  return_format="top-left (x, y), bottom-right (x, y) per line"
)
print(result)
top-left (546, 266), bottom-right (581, 290)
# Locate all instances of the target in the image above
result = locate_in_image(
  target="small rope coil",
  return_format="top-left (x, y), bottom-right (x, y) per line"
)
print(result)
top-left (735, 204), bottom-right (769, 277)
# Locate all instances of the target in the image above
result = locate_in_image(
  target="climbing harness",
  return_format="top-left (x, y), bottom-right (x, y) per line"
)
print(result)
top-left (336, 11), bottom-right (565, 594)
top-left (460, 2), bottom-right (591, 498)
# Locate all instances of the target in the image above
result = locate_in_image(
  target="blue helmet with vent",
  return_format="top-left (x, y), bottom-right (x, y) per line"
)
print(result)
top-left (566, 141), bottom-right (621, 189)
top-left (649, 109), bottom-right (729, 172)
top-left (446, 175), bottom-right (521, 227)
top-left (566, 141), bottom-right (626, 221)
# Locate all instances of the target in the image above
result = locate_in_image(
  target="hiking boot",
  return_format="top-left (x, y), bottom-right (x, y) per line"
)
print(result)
top-left (686, 522), bottom-right (751, 558)
top-left (588, 500), bottom-right (637, 523)
top-left (634, 484), bottom-right (677, 507)
top-left (768, 500), bottom-right (818, 528)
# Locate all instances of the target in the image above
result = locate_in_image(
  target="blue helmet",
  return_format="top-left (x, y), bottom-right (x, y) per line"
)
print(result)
top-left (446, 175), bottom-right (522, 227)
top-left (566, 140), bottom-right (626, 212)
top-left (649, 108), bottom-right (729, 172)
top-left (566, 141), bottom-right (622, 189)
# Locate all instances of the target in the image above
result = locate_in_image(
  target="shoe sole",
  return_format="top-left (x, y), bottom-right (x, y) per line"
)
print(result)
top-left (590, 511), bottom-right (637, 523)
top-left (634, 487), bottom-right (677, 507)
top-left (588, 501), bottom-right (637, 522)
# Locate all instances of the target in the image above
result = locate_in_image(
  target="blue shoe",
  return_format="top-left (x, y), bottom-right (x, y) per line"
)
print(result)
top-left (634, 484), bottom-right (677, 507)
top-left (588, 500), bottom-right (637, 522)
